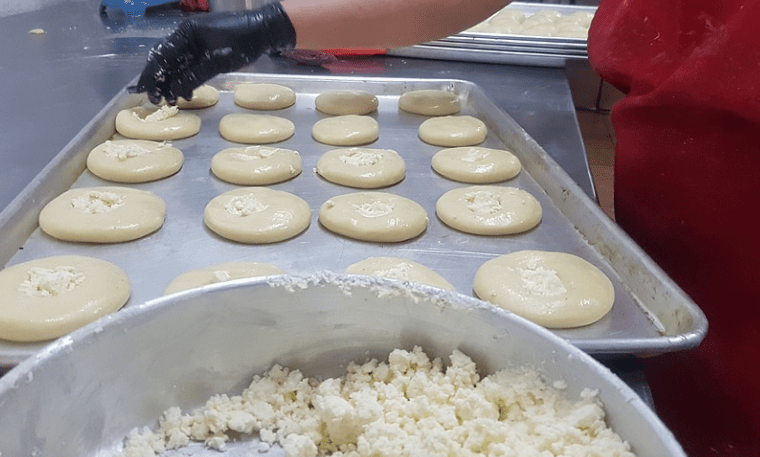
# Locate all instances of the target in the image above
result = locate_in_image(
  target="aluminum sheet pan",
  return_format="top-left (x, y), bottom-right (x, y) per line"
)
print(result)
top-left (0, 73), bottom-right (706, 366)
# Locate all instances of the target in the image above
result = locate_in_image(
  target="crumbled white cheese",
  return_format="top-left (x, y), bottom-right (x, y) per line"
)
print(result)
top-left (235, 146), bottom-right (281, 161)
top-left (212, 270), bottom-right (232, 283)
top-left (373, 262), bottom-right (414, 282)
top-left (225, 194), bottom-right (269, 217)
top-left (102, 141), bottom-right (154, 161)
top-left (71, 190), bottom-right (124, 214)
top-left (134, 105), bottom-right (178, 123)
top-left (339, 149), bottom-right (382, 167)
top-left (18, 266), bottom-right (85, 297)
top-left (460, 147), bottom-right (490, 162)
top-left (116, 347), bottom-right (636, 457)
top-left (519, 266), bottom-right (568, 296)
top-left (352, 201), bottom-right (394, 218)
top-left (464, 190), bottom-right (502, 214)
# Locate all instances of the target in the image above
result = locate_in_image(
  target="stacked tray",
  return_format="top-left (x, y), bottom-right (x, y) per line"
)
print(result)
top-left (0, 73), bottom-right (706, 366)
top-left (388, 2), bottom-right (594, 67)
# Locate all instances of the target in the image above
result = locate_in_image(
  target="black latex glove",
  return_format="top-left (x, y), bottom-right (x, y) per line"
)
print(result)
top-left (130, 2), bottom-right (296, 104)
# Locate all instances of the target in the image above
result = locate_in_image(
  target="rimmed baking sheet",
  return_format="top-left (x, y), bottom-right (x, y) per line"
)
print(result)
top-left (0, 73), bottom-right (706, 366)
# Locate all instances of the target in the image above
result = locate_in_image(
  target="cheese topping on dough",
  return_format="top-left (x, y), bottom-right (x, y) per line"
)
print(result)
top-left (520, 266), bottom-right (568, 296)
top-left (101, 140), bottom-right (170, 161)
top-left (461, 147), bottom-right (490, 162)
top-left (464, 190), bottom-right (503, 214)
top-left (212, 270), bottom-right (232, 282)
top-left (18, 266), bottom-right (85, 297)
top-left (234, 146), bottom-right (281, 161)
top-left (352, 201), bottom-right (394, 218)
top-left (373, 262), bottom-right (414, 281)
top-left (225, 194), bottom-right (269, 217)
top-left (71, 190), bottom-right (125, 214)
top-left (136, 105), bottom-right (179, 122)
top-left (339, 148), bottom-right (382, 166)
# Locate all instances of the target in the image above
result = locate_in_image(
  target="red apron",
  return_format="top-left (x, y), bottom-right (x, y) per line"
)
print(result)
top-left (588, 1), bottom-right (760, 455)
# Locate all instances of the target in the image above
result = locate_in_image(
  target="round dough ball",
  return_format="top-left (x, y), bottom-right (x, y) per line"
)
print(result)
top-left (436, 185), bottom-right (541, 235)
top-left (431, 146), bottom-right (521, 183)
top-left (211, 145), bottom-right (302, 186)
top-left (39, 186), bottom-right (166, 243)
top-left (0, 255), bottom-right (130, 342)
top-left (204, 187), bottom-right (311, 244)
top-left (345, 256), bottom-right (454, 291)
top-left (315, 90), bottom-right (379, 115)
top-left (115, 106), bottom-right (201, 141)
top-left (234, 83), bottom-right (296, 110)
top-left (316, 147), bottom-right (406, 188)
top-left (164, 261), bottom-right (285, 295)
top-left (219, 113), bottom-right (295, 144)
top-left (175, 84), bottom-right (220, 109)
top-left (418, 115), bottom-right (487, 147)
top-left (473, 250), bottom-right (615, 328)
top-left (87, 139), bottom-right (183, 183)
top-left (319, 191), bottom-right (428, 242)
top-left (398, 90), bottom-right (461, 116)
top-left (312, 115), bottom-right (379, 146)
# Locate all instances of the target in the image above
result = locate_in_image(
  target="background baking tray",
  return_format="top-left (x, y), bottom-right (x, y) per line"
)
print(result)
top-left (0, 73), bottom-right (706, 366)
top-left (388, 2), bottom-right (595, 67)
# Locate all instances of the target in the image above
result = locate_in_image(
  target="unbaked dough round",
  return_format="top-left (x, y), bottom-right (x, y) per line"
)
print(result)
top-left (345, 256), bottom-right (455, 290)
top-left (39, 186), bottom-right (166, 243)
top-left (234, 83), bottom-right (296, 110)
top-left (175, 84), bottom-right (220, 109)
top-left (219, 113), bottom-right (295, 144)
top-left (115, 106), bottom-right (201, 141)
top-left (418, 115), bottom-right (487, 147)
top-left (316, 147), bottom-right (406, 188)
top-left (87, 139), bottom-right (184, 183)
top-left (211, 145), bottom-right (302, 186)
top-left (312, 115), bottom-right (379, 146)
top-left (398, 90), bottom-right (461, 116)
top-left (436, 185), bottom-right (541, 235)
top-left (315, 90), bottom-right (378, 115)
top-left (431, 146), bottom-right (521, 183)
top-left (164, 261), bottom-right (285, 295)
top-left (473, 250), bottom-right (615, 328)
top-left (0, 255), bottom-right (130, 342)
top-left (204, 187), bottom-right (311, 244)
top-left (319, 191), bottom-right (428, 242)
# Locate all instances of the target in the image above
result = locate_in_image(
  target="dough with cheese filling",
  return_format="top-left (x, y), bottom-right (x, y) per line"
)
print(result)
top-left (39, 186), bottom-right (166, 243)
top-left (164, 261), bottom-right (285, 295)
top-left (219, 113), bottom-right (295, 144)
top-left (0, 255), bottom-right (130, 342)
top-left (436, 185), bottom-right (541, 235)
top-left (473, 250), bottom-right (615, 328)
top-left (211, 145), bottom-right (302, 185)
top-left (87, 139), bottom-right (183, 183)
top-left (315, 89), bottom-right (378, 115)
top-left (319, 191), bottom-right (428, 242)
top-left (432, 146), bottom-right (521, 183)
top-left (316, 147), bottom-right (405, 188)
top-left (345, 256), bottom-right (454, 290)
top-left (234, 83), bottom-right (296, 110)
top-left (418, 115), bottom-right (487, 147)
top-left (398, 89), bottom-right (461, 116)
top-left (312, 115), bottom-right (379, 146)
top-left (115, 106), bottom-right (201, 140)
top-left (204, 187), bottom-right (311, 244)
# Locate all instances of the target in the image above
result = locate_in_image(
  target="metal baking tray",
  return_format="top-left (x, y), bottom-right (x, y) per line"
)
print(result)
top-left (388, 2), bottom-right (594, 67)
top-left (0, 73), bottom-right (707, 366)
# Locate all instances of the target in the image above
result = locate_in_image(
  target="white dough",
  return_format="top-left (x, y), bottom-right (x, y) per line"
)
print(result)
top-left (316, 147), bottom-right (406, 188)
top-left (436, 185), bottom-right (542, 235)
top-left (87, 139), bottom-right (183, 183)
top-left (39, 186), bottom-right (166, 243)
top-left (312, 115), bottom-right (379, 146)
top-left (319, 191), bottom-right (428, 242)
top-left (164, 261), bottom-right (285, 295)
top-left (418, 115), bottom-right (487, 147)
top-left (211, 145), bottom-right (302, 186)
top-left (204, 187), bottom-right (311, 244)
top-left (315, 90), bottom-right (378, 115)
top-left (115, 106), bottom-right (201, 140)
top-left (175, 84), bottom-right (220, 109)
top-left (473, 250), bottom-right (615, 328)
top-left (431, 146), bottom-right (521, 183)
top-left (219, 113), bottom-right (295, 144)
top-left (0, 255), bottom-right (130, 342)
top-left (398, 89), bottom-right (461, 116)
top-left (345, 256), bottom-right (455, 290)
top-left (234, 83), bottom-right (296, 110)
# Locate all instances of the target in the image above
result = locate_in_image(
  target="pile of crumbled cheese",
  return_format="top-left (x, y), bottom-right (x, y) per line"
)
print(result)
top-left (117, 347), bottom-right (636, 457)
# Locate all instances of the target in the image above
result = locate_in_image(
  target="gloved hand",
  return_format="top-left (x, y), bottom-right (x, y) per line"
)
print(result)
top-left (131, 2), bottom-right (296, 104)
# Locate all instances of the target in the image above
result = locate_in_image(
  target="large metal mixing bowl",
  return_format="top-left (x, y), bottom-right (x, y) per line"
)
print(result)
top-left (0, 274), bottom-right (685, 456)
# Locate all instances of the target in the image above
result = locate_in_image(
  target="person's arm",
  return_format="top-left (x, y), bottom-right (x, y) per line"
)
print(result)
top-left (284, 0), bottom-right (510, 49)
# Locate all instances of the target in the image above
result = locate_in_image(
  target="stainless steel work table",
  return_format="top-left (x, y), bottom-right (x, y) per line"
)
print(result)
top-left (0, 2), bottom-right (651, 405)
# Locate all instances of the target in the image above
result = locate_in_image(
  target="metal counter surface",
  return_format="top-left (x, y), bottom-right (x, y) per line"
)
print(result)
top-left (0, 2), bottom-right (654, 402)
